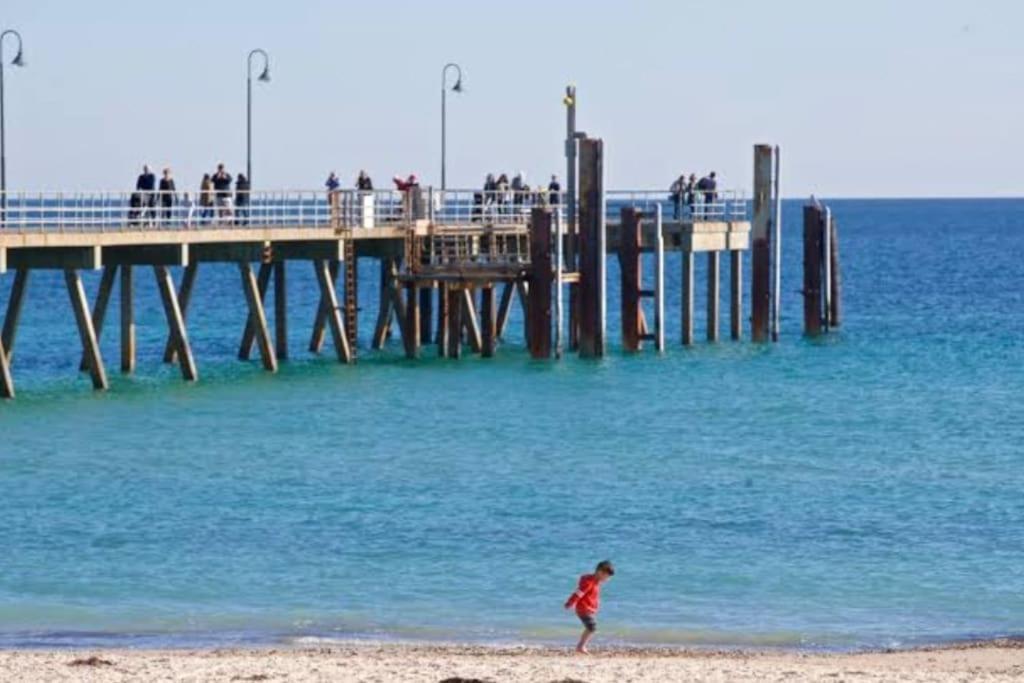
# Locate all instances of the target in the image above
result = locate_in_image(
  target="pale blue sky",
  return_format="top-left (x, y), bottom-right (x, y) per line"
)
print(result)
top-left (2, 0), bottom-right (1022, 196)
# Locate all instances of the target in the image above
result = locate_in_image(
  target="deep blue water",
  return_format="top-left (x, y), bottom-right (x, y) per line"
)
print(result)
top-left (1, 198), bottom-right (1022, 651)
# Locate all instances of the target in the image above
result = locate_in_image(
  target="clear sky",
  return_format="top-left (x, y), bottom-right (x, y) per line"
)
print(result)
top-left (1, 0), bottom-right (1021, 197)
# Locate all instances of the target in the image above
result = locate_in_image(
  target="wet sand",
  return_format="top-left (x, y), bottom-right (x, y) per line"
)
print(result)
top-left (2, 639), bottom-right (1023, 682)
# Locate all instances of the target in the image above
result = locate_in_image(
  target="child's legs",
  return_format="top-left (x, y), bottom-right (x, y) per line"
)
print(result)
top-left (575, 613), bottom-right (597, 651)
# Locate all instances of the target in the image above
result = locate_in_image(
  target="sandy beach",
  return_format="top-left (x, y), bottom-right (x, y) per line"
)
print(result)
top-left (2, 640), bottom-right (1023, 682)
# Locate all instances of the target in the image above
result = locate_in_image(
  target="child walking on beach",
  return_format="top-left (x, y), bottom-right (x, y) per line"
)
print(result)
top-left (564, 560), bottom-right (615, 654)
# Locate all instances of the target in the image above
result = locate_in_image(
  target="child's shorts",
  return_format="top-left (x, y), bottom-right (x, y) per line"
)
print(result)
top-left (578, 613), bottom-right (597, 632)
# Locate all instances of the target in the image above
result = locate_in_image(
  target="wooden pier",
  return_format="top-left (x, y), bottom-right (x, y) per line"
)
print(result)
top-left (0, 143), bottom-right (797, 399)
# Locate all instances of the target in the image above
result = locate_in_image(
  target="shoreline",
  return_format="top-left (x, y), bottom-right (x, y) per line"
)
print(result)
top-left (2, 638), bottom-right (1023, 682)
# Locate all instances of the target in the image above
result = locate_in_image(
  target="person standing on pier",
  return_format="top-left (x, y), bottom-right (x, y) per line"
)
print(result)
top-left (669, 173), bottom-right (687, 219)
top-left (548, 175), bottom-right (561, 208)
top-left (235, 173), bottom-right (251, 226)
top-left (136, 165), bottom-right (156, 225)
top-left (199, 174), bottom-right (214, 224)
top-left (697, 172), bottom-right (717, 217)
top-left (158, 168), bottom-right (176, 224)
top-left (212, 164), bottom-right (233, 221)
top-left (356, 170), bottom-right (373, 191)
top-left (496, 173), bottom-right (510, 215)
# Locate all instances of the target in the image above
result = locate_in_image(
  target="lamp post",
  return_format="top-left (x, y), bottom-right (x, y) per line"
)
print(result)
top-left (440, 62), bottom-right (462, 190)
top-left (1, 29), bottom-right (25, 221)
top-left (247, 49), bottom-right (270, 186)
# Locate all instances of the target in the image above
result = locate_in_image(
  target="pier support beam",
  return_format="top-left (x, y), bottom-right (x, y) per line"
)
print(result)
top-left (274, 261), bottom-right (288, 360)
top-left (163, 263), bottom-right (197, 364)
top-left (154, 266), bottom-right (197, 382)
top-left (403, 282), bottom-right (420, 359)
top-left (681, 251), bottom-right (694, 346)
top-left (343, 239), bottom-right (358, 354)
top-left (803, 205), bottom-right (824, 336)
top-left (528, 208), bottom-right (554, 359)
top-left (460, 289), bottom-right (483, 353)
top-left (577, 137), bottom-right (606, 358)
top-left (65, 269), bottom-right (109, 390)
top-left (2, 268), bottom-right (29, 361)
top-left (445, 286), bottom-right (462, 359)
top-left (751, 144), bottom-right (773, 342)
top-left (829, 217), bottom-right (843, 327)
top-left (730, 251), bottom-right (742, 341)
top-left (120, 265), bottom-right (135, 374)
top-left (239, 262), bottom-right (272, 361)
top-left (309, 261), bottom-right (338, 353)
top-left (0, 334), bottom-right (12, 399)
top-left (313, 259), bottom-right (353, 364)
top-left (618, 207), bottom-right (642, 352)
top-left (496, 282), bottom-right (515, 339)
top-left (240, 263), bottom-right (278, 372)
top-left (79, 265), bottom-right (117, 371)
top-left (419, 286), bottom-right (433, 345)
top-left (480, 284), bottom-right (497, 358)
top-left (707, 252), bottom-right (720, 342)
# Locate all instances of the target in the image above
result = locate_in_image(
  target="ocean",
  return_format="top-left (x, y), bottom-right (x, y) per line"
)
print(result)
top-left (1, 198), bottom-right (1022, 651)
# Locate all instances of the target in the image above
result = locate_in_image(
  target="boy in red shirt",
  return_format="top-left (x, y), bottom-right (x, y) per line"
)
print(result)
top-left (563, 560), bottom-right (615, 654)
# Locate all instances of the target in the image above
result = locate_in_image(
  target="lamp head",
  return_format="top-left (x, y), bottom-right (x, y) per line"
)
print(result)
top-left (258, 65), bottom-right (270, 82)
top-left (452, 78), bottom-right (462, 93)
top-left (12, 49), bottom-right (24, 67)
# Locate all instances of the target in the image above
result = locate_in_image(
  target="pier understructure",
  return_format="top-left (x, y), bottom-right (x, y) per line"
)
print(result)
top-left (0, 145), bottom-right (775, 399)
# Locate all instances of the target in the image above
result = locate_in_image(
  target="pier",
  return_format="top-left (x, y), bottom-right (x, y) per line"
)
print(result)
top-left (0, 140), bottom-right (795, 399)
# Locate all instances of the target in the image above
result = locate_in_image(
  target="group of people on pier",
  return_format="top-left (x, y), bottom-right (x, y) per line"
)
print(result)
top-left (129, 164), bottom-right (250, 227)
top-left (669, 171), bottom-right (718, 219)
top-left (470, 172), bottom-right (561, 222)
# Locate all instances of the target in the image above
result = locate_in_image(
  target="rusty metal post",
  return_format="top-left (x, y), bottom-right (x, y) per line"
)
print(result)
top-left (619, 206), bottom-right (642, 352)
top-left (528, 208), bottom-right (553, 358)
top-left (751, 144), bottom-right (773, 342)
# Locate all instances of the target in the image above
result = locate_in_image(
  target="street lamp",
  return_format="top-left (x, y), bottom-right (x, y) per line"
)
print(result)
top-left (440, 62), bottom-right (463, 190)
top-left (1, 29), bottom-right (26, 221)
top-left (247, 48), bottom-right (270, 186)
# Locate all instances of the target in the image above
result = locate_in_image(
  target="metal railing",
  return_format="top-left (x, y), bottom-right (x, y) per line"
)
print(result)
top-left (0, 187), bottom-right (748, 233)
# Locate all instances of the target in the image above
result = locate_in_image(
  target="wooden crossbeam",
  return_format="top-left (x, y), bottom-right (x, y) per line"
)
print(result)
top-left (239, 263), bottom-right (278, 373)
top-left (154, 265), bottom-right (198, 381)
top-left (64, 269), bottom-right (109, 390)
top-left (313, 259), bottom-right (352, 364)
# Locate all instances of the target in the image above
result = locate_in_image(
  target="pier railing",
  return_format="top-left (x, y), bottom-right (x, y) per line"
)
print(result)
top-left (0, 188), bottom-right (747, 233)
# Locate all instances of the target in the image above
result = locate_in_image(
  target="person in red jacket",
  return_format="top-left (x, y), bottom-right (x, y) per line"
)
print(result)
top-left (563, 560), bottom-right (615, 654)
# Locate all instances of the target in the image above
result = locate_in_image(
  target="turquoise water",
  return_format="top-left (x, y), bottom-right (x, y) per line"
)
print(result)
top-left (1, 199), bottom-right (1023, 650)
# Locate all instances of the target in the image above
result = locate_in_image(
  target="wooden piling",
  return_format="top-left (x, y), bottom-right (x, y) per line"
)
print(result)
top-left (79, 264), bottom-right (116, 371)
top-left (309, 261), bottom-right (338, 353)
top-left (707, 252), bottom-right (720, 342)
top-left (238, 262), bottom-right (272, 361)
top-left (618, 207), bottom-right (642, 352)
top-left (654, 205), bottom-right (665, 352)
top-left (274, 261), bottom-right (288, 360)
top-left (153, 266), bottom-right (197, 382)
top-left (445, 286), bottom-right (462, 359)
top-left (163, 262), bottom-right (197, 364)
top-left (120, 264), bottom-right (135, 374)
top-left (681, 251), bottom-right (694, 346)
top-left (802, 205), bottom-right (824, 336)
top-left (528, 208), bottom-right (554, 359)
top-left (496, 282), bottom-right (515, 339)
top-left (313, 259), bottom-right (352, 363)
top-left (436, 282), bottom-right (450, 357)
top-left (829, 217), bottom-right (843, 327)
top-left (751, 144), bottom-right (773, 342)
top-left (372, 258), bottom-right (395, 350)
top-left (577, 137), bottom-right (606, 358)
top-left (730, 251), bottom-right (742, 341)
top-left (65, 269), bottom-right (109, 390)
top-left (480, 284), bottom-right (497, 358)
